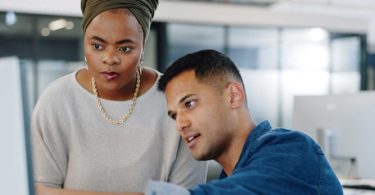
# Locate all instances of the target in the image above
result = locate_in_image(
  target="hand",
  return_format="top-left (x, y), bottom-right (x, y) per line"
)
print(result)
top-left (35, 184), bottom-right (60, 195)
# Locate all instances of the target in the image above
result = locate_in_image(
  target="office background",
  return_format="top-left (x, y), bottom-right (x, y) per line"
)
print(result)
top-left (1, 0), bottom-right (375, 185)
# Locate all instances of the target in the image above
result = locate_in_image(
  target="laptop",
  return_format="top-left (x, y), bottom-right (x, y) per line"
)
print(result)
top-left (0, 57), bottom-right (35, 195)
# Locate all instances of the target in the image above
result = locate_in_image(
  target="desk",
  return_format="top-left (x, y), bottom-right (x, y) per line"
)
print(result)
top-left (341, 178), bottom-right (375, 194)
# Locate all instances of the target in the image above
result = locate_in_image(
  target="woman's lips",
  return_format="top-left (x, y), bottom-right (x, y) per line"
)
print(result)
top-left (101, 71), bottom-right (119, 80)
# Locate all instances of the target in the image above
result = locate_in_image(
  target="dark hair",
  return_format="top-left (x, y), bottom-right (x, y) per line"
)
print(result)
top-left (158, 49), bottom-right (244, 93)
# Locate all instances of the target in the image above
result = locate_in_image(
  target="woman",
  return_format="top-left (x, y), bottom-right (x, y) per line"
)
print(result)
top-left (32, 0), bottom-right (207, 194)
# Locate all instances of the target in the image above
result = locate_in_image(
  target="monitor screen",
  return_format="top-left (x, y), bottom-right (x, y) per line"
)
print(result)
top-left (293, 92), bottom-right (375, 179)
top-left (0, 57), bottom-right (34, 195)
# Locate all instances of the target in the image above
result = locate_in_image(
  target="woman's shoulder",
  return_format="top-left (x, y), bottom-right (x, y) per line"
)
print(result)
top-left (43, 72), bottom-right (75, 92)
top-left (36, 71), bottom-right (78, 105)
top-left (137, 68), bottom-right (163, 99)
top-left (139, 67), bottom-right (160, 94)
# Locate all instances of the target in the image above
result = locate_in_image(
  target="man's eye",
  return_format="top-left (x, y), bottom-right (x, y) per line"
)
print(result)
top-left (171, 113), bottom-right (176, 120)
top-left (119, 47), bottom-right (131, 52)
top-left (92, 43), bottom-right (103, 50)
top-left (185, 100), bottom-right (197, 109)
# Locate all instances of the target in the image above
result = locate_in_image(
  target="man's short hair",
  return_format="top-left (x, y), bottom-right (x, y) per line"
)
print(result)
top-left (158, 49), bottom-right (244, 93)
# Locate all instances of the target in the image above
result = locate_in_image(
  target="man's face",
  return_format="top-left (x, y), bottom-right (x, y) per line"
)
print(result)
top-left (165, 70), bottom-right (235, 161)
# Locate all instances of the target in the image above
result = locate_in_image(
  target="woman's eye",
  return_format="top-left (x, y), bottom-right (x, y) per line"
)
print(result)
top-left (119, 47), bottom-right (131, 53)
top-left (92, 43), bottom-right (103, 50)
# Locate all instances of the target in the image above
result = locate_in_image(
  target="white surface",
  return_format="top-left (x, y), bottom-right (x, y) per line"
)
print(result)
top-left (344, 189), bottom-right (375, 195)
top-left (293, 92), bottom-right (375, 178)
top-left (0, 57), bottom-right (30, 195)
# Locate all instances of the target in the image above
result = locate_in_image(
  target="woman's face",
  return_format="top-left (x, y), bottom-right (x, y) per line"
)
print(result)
top-left (84, 8), bottom-right (143, 95)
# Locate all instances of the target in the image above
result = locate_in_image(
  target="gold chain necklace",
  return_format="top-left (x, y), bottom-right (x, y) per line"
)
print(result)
top-left (91, 70), bottom-right (141, 125)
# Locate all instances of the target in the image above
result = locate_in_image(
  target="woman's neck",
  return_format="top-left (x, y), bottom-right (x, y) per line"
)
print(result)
top-left (76, 67), bottom-right (158, 101)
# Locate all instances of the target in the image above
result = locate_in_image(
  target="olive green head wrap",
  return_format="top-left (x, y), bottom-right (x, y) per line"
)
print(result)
top-left (81, 0), bottom-right (158, 43)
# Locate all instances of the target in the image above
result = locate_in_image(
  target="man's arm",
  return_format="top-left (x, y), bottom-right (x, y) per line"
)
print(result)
top-left (35, 184), bottom-right (143, 195)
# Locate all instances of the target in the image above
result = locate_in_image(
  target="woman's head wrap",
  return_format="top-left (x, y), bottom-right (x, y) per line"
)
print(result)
top-left (81, 0), bottom-right (158, 43)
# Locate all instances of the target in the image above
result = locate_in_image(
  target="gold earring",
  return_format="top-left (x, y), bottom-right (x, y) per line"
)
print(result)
top-left (84, 57), bottom-right (89, 70)
top-left (139, 59), bottom-right (143, 76)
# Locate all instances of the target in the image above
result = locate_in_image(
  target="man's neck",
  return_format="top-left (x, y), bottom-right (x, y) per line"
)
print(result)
top-left (216, 113), bottom-right (256, 176)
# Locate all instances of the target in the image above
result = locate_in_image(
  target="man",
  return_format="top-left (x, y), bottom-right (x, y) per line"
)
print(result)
top-left (145, 49), bottom-right (343, 195)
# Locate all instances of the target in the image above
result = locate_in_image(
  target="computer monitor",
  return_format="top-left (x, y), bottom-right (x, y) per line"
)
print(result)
top-left (0, 57), bottom-right (35, 195)
top-left (293, 92), bottom-right (375, 179)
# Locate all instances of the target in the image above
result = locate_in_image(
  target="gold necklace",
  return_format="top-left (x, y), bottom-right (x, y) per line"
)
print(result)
top-left (91, 70), bottom-right (141, 125)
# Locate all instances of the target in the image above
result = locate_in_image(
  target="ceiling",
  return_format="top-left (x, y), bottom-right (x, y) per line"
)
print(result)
top-left (170, 0), bottom-right (375, 11)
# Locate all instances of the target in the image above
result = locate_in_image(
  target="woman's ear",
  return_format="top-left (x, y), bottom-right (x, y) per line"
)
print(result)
top-left (226, 82), bottom-right (246, 108)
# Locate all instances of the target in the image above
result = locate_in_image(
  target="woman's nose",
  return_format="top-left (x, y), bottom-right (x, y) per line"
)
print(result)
top-left (102, 49), bottom-right (120, 66)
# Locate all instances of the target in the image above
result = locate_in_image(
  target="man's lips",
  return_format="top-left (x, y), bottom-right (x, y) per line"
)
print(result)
top-left (101, 71), bottom-right (119, 80)
top-left (184, 133), bottom-right (201, 148)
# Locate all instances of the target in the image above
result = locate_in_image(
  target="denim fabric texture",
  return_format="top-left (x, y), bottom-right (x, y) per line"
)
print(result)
top-left (189, 121), bottom-right (343, 195)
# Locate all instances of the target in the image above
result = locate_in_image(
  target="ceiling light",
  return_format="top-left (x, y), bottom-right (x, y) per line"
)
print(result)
top-left (65, 21), bottom-right (74, 30)
top-left (41, 28), bottom-right (50, 37)
top-left (5, 11), bottom-right (17, 26)
top-left (49, 19), bottom-right (67, 31)
top-left (308, 28), bottom-right (328, 42)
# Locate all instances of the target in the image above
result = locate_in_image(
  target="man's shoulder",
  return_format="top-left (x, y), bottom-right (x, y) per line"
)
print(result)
top-left (261, 127), bottom-right (317, 146)
top-left (250, 127), bottom-right (323, 159)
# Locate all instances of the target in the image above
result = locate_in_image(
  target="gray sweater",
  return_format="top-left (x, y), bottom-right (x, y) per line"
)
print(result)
top-left (31, 69), bottom-right (207, 192)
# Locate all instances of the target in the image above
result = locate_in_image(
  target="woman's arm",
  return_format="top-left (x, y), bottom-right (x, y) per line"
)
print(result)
top-left (35, 184), bottom-right (143, 195)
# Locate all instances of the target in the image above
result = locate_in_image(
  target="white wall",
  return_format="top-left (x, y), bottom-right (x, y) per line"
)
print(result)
top-left (272, 1), bottom-right (375, 52)
top-left (0, 0), bottom-right (368, 33)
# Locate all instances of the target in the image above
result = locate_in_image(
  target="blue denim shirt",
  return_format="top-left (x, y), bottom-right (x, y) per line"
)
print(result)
top-left (189, 121), bottom-right (343, 195)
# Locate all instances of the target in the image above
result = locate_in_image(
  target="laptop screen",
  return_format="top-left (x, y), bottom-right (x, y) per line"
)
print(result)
top-left (0, 57), bottom-right (35, 195)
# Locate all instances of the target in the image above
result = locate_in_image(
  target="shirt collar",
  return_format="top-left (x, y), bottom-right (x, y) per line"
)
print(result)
top-left (219, 120), bottom-right (273, 178)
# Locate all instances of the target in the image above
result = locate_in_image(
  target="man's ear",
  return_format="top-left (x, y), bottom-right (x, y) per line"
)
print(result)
top-left (226, 82), bottom-right (246, 108)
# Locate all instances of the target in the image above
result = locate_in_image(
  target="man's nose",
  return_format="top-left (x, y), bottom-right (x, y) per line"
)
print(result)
top-left (176, 112), bottom-right (191, 133)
